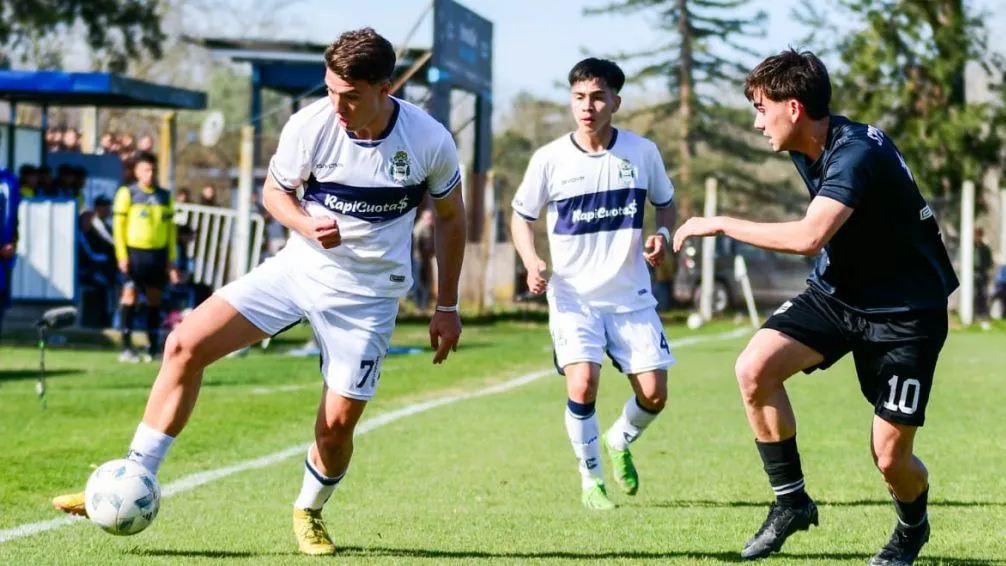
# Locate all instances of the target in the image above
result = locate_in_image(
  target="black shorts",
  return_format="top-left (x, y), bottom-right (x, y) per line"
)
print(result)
top-left (126, 248), bottom-right (168, 290)
top-left (763, 287), bottom-right (948, 427)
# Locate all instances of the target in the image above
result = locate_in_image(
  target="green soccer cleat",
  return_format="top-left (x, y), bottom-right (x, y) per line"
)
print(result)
top-left (604, 435), bottom-right (639, 495)
top-left (581, 481), bottom-right (617, 511)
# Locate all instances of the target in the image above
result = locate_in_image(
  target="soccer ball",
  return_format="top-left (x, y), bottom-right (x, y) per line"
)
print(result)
top-left (84, 459), bottom-right (161, 536)
top-left (686, 312), bottom-right (704, 330)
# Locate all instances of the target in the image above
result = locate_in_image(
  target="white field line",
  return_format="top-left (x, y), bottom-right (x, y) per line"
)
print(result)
top-left (0, 328), bottom-right (749, 544)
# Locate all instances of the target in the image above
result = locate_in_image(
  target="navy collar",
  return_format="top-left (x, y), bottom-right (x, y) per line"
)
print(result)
top-left (569, 128), bottom-right (618, 154)
top-left (346, 98), bottom-right (401, 146)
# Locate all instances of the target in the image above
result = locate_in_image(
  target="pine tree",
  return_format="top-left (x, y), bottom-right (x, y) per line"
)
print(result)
top-left (584, 0), bottom-right (779, 215)
top-left (797, 0), bottom-right (1006, 221)
top-left (0, 0), bottom-right (165, 72)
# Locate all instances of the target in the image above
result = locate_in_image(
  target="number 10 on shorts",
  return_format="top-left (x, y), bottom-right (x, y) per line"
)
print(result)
top-left (883, 374), bottom-right (921, 415)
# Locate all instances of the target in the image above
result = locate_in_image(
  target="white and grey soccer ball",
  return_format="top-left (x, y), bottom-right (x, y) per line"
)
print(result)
top-left (686, 312), bottom-right (704, 330)
top-left (84, 459), bottom-right (161, 536)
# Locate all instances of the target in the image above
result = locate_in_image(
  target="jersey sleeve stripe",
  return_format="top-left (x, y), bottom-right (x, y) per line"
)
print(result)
top-left (268, 163), bottom-right (298, 192)
top-left (429, 169), bottom-right (462, 199)
top-left (651, 196), bottom-right (674, 208)
top-left (513, 209), bottom-right (537, 221)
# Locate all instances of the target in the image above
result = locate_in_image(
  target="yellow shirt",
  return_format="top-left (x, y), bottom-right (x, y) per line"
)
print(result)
top-left (112, 183), bottom-right (177, 262)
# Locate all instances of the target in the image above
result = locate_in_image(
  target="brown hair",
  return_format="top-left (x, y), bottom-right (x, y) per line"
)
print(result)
top-left (744, 48), bottom-right (831, 120)
top-left (324, 27), bottom-right (396, 84)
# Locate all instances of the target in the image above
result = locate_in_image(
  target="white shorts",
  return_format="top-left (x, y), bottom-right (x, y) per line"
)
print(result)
top-left (215, 253), bottom-right (398, 400)
top-left (548, 292), bottom-right (676, 375)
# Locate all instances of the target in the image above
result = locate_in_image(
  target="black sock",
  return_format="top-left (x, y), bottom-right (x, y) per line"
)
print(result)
top-left (756, 436), bottom-right (811, 507)
top-left (146, 307), bottom-right (162, 356)
top-left (894, 486), bottom-right (928, 528)
top-left (121, 305), bottom-right (135, 349)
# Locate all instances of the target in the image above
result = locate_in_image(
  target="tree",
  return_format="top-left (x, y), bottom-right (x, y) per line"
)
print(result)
top-left (584, 0), bottom-right (780, 215)
top-left (0, 0), bottom-right (165, 72)
top-left (492, 92), bottom-right (570, 255)
top-left (796, 0), bottom-right (1006, 223)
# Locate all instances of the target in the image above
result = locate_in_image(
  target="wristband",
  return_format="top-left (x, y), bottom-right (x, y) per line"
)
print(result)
top-left (435, 304), bottom-right (458, 313)
top-left (656, 226), bottom-right (671, 243)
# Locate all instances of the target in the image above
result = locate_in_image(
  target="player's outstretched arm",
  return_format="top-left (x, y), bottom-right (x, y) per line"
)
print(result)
top-left (429, 185), bottom-right (466, 364)
top-left (673, 196), bottom-right (853, 256)
top-left (510, 213), bottom-right (547, 295)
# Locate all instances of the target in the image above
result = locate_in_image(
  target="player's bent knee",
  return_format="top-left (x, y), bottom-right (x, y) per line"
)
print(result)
top-left (162, 329), bottom-right (211, 369)
top-left (565, 371), bottom-right (598, 402)
top-left (735, 353), bottom-right (774, 405)
top-left (315, 422), bottom-right (354, 452)
top-left (874, 452), bottom-right (911, 478)
top-left (638, 392), bottom-right (666, 412)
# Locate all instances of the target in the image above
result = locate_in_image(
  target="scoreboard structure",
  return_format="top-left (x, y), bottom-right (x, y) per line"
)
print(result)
top-left (428, 0), bottom-right (493, 242)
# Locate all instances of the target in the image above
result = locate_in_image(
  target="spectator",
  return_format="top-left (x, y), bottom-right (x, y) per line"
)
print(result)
top-left (175, 187), bottom-right (191, 204)
top-left (199, 184), bottom-right (217, 206)
top-left (70, 166), bottom-right (88, 206)
top-left (91, 195), bottom-right (115, 248)
top-left (78, 209), bottom-right (117, 328)
top-left (411, 208), bottom-right (435, 311)
top-left (36, 165), bottom-right (54, 195)
top-left (118, 133), bottom-right (136, 163)
top-left (18, 165), bottom-right (38, 198)
top-left (61, 129), bottom-right (82, 153)
top-left (46, 127), bottom-right (64, 152)
top-left (97, 133), bottom-right (115, 155)
top-left (0, 167), bottom-right (20, 339)
top-left (975, 227), bottom-right (993, 325)
top-left (53, 165), bottom-right (77, 199)
top-left (137, 134), bottom-right (155, 154)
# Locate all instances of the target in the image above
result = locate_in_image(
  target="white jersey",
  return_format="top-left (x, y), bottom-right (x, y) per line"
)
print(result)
top-left (268, 96), bottom-right (460, 297)
top-left (512, 129), bottom-right (675, 312)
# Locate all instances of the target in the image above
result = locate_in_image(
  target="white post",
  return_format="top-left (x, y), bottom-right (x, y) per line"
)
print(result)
top-left (1000, 189), bottom-right (1006, 264)
top-left (232, 125), bottom-right (255, 281)
top-left (960, 180), bottom-right (975, 326)
top-left (699, 177), bottom-right (718, 321)
top-left (734, 255), bottom-right (760, 328)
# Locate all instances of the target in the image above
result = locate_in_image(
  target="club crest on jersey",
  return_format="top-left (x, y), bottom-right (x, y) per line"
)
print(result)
top-left (388, 150), bottom-right (412, 183)
top-left (617, 159), bottom-right (635, 185)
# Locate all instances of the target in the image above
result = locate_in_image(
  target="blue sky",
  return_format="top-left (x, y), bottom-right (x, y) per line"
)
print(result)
top-left (295, 0), bottom-right (1005, 113)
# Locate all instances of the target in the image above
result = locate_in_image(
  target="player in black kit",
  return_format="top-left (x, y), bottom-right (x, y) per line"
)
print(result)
top-left (673, 49), bottom-right (958, 565)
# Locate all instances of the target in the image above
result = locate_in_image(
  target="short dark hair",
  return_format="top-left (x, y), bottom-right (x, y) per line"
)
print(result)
top-left (133, 152), bottom-right (157, 167)
top-left (744, 48), bottom-right (831, 120)
top-left (324, 27), bottom-right (397, 84)
top-left (568, 57), bottom-right (625, 93)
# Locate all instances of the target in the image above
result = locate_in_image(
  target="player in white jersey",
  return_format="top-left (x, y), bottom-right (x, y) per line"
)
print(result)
top-left (510, 58), bottom-right (677, 510)
top-left (52, 28), bottom-right (467, 554)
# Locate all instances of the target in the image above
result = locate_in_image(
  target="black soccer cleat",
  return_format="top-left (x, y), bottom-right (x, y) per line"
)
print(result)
top-left (740, 499), bottom-right (819, 560)
top-left (868, 519), bottom-right (930, 566)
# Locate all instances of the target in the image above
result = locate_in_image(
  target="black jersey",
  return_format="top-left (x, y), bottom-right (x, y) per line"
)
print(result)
top-left (790, 116), bottom-right (959, 313)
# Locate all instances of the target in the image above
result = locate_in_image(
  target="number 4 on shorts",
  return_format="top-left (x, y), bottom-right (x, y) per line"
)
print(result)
top-left (659, 333), bottom-right (670, 353)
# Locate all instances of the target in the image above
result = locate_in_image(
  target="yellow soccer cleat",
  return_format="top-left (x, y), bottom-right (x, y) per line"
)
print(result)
top-left (293, 507), bottom-right (336, 555)
top-left (52, 491), bottom-right (88, 517)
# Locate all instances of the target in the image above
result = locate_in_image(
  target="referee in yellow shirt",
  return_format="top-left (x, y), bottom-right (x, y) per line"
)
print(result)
top-left (113, 153), bottom-right (179, 362)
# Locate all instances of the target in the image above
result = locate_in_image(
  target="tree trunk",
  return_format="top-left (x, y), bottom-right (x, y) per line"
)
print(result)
top-left (677, 0), bottom-right (695, 217)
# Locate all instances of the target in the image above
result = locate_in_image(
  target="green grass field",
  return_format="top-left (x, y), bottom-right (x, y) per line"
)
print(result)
top-left (1, 319), bottom-right (1005, 565)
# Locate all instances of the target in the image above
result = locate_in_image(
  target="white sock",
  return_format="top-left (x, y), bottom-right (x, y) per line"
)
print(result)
top-left (294, 448), bottom-right (345, 511)
top-left (606, 397), bottom-right (662, 451)
top-left (564, 401), bottom-right (603, 488)
top-left (126, 421), bottom-right (175, 475)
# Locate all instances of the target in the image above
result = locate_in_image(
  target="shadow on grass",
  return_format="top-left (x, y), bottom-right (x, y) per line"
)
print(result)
top-left (648, 499), bottom-right (1006, 509)
top-left (0, 368), bottom-right (83, 382)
